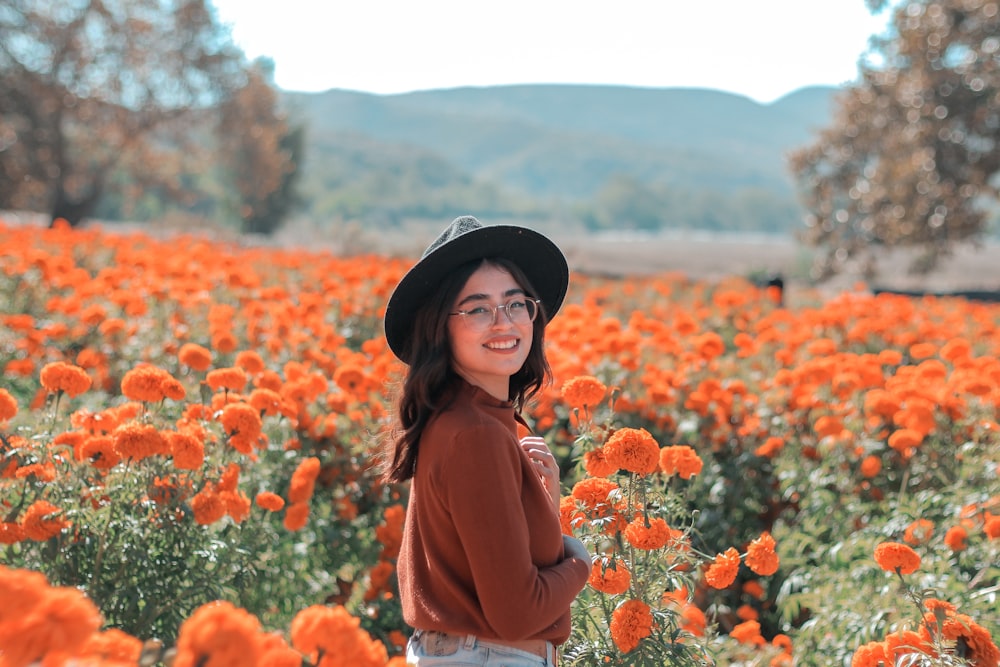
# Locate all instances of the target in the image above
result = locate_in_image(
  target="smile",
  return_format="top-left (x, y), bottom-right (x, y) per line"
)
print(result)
top-left (485, 339), bottom-right (519, 350)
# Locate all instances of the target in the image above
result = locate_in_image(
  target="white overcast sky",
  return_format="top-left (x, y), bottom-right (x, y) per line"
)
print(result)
top-left (210, 0), bottom-right (894, 104)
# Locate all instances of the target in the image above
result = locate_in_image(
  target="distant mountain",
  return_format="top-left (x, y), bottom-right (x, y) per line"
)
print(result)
top-left (280, 84), bottom-right (841, 231)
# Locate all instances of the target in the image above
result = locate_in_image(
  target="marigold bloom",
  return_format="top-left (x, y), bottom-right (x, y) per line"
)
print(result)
top-left (291, 603), bottom-right (389, 667)
top-left (234, 350), bottom-right (266, 375)
top-left (0, 388), bottom-right (17, 422)
top-left (888, 428), bottom-right (923, 455)
top-left (288, 457), bottom-right (321, 504)
top-left (219, 402), bottom-right (263, 453)
top-left (559, 495), bottom-right (585, 535)
top-left (39, 361), bottom-right (92, 397)
top-left (659, 445), bottom-right (703, 479)
top-left (283, 501), bottom-right (310, 531)
top-left (206, 366), bottom-right (249, 393)
top-left (730, 619), bottom-right (765, 645)
top-left (334, 364), bottom-right (369, 394)
top-left (0, 583), bottom-right (102, 666)
top-left (80, 434), bottom-right (121, 470)
top-left (256, 492), bottom-right (286, 512)
top-left (903, 518), bottom-right (934, 545)
top-left (0, 521), bottom-right (25, 544)
top-left (745, 531), bottom-right (780, 576)
top-left (873, 541), bottom-right (921, 575)
top-left (561, 375), bottom-right (607, 410)
top-left (121, 364), bottom-right (186, 403)
top-left (859, 455), bottom-right (882, 478)
top-left (919, 610), bottom-right (1000, 667)
top-left (583, 447), bottom-right (617, 477)
top-left (851, 641), bottom-right (892, 667)
top-left (113, 421), bottom-right (170, 462)
top-left (588, 558), bottom-right (631, 595)
top-left (168, 431), bottom-right (205, 470)
top-left (20, 500), bottom-right (70, 541)
top-left (258, 631), bottom-right (303, 667)
top-left (985, 516), bottom-right (1000, 539)
top-left (178, 343), bottom-right (213, 371)
top-left (570, 477), bottom-right (620, 517)
top-left (609, 598), bottom-right (653, 654)
top-left (604, 427), bottom-right (659, 475)
top-left (705, 547), bottom-right (740, 589)
top-left (624, 516), bottom-right (676, 550)
top-left (754, 436), bottom-right (784, 458)
top-left (172, 601), bottom-right (263, 667)
top-left (191, 487), bottom-right (227, 526)
top-left (249, 388), bottom-right (286, 416)
top-left (78, 627), bottom-right (144, 663)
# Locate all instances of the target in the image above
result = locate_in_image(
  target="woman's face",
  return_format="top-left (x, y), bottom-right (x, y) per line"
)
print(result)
top-left (447, 263), bottom-right (534, 401)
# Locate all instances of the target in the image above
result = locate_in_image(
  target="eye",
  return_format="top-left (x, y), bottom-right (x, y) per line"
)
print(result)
top-left (507, 300), bottom-right (528, 311)
top-left (464, 305), bottom-right (492, 316)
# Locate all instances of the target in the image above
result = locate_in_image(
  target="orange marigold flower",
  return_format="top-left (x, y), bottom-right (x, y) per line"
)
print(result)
top-left (249, 388), bottom-right (286, 417)
top-left (745, 531), bottom-right (780, 576)
top-left (256, 492), bottom-right (286, 512)
top-left (178, 343), bottom-right (213, 371)
top-left (561, 375), bottom-right (607, 411)
top-left (2, 583), bottom-right (102, 664)
top-left (873, 541), bottom-right (921, 575)
top-left (39, 361), bottom-right (92, 397)
top-left (570, 477), bottom-right (620, 517)
top-left (113, 421), bottom-right (170, 462)
top-left (888, 428), bottom-right (923, 455)
top-left (333, 364), bottom-right (369, 394)
top-left (851, 641), bottom-right (891, 667)
top-left (0, 521), bottom-right (25, 544)
top-left (258, 631), bottom-right (302, 667)
top-left (283, 502), bottom-right (310, 531)
top-left (859, 455), bottom-right (882, 478)
top-left (121, 365), bottom-right (186, 403)
top-left (81, 435), bottom-right (121, 470)
top-left (705, 547), bottom-right (740, 589)
top-left (742, 579), bottom-right (766, 599)
top-left (623, 516), bottom-right (677, 550)
top-left (754, 436), bottom-right (784, 458)
top-left (20, 500), bottom-right (70, 541)
top-left (206, 366), bottom-right (248, 393)
top-left (730, 619), bottom-right (765, 645)
top-left (559, 495), bottom-right (585, 535)
top-left (191, 487), bottom-right (227, 526)
top-left (589, 558), bottom-right (631, 595)
top-left (693, 331), bottom-right (725, 360)
top-left (288, 457), bottom-right (321, 504)
top-left (903, 518), bottom-right (934, 545)
top-left (0, 388), bottom-right (17, 422)
top-left (919, 610), bottom-right (1000, 667)
top-left (659, 445), bottom-right (703, 479)
top-left (219, 402), bottom-right (263, 454)
top-left (78, 627), bottom-right (143, 663)
top-left (604, 427), bottom-right (659, 475)
top-left (234, 350), bottom-right (266, 375)
top-left (583, 447), bottom-right (617, 477)
top-left (290, 604), bottom-right (388, 667)
top-left (985, 515), bottom-right (1000, 539)
top-left (609, 598), bottom-right (653, 654)
top-left (172, 601), bottom-right (262, 667)
top-left (168, 431), bottom-right (205, 470)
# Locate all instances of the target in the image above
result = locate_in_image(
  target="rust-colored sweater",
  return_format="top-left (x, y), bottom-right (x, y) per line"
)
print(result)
top-left (397, 380), bottom-right (590, 644)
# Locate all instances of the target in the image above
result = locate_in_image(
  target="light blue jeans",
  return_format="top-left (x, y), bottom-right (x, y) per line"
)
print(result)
top-left (406, 629), bottom-right (557, 666)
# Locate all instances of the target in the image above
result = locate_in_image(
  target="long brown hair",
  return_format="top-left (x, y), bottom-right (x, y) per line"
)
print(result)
top-left (381, 257), bottom-right (553, 483)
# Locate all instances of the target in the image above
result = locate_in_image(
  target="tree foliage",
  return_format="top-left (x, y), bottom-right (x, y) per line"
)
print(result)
top-left (0, 0), bottom-right (297, 231)
top-left (789, 0), bottom-right (1000, 280)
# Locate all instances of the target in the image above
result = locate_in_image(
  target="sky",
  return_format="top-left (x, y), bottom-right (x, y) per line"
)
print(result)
top-left (210, 0), bottom-right (893, 105)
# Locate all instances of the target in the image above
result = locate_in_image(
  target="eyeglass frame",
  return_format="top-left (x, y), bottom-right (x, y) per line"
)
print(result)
top-left (448, 298), bottom-right (542, 330)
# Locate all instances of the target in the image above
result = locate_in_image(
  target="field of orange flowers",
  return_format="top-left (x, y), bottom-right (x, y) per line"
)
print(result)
top-left (1, 218), bottom-right (998, 667)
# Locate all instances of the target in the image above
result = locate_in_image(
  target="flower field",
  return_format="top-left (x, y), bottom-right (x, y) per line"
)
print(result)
top-left (1, 218), bottom-right (998, 667)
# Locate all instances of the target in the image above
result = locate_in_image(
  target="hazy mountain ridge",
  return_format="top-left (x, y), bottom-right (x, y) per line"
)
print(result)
top-left (281, 84), bottom-right (840, 228)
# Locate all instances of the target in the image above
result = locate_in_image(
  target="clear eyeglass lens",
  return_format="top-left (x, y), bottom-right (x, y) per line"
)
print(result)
top-left (463, 299), bottom-right (537, 330)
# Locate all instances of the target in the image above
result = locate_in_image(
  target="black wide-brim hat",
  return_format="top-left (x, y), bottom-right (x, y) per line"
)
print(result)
top-left (384, 215), bottom-right (569, 364)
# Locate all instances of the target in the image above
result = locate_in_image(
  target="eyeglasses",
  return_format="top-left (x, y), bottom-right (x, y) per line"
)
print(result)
top-left (449, 298), bottom-right (541, 331)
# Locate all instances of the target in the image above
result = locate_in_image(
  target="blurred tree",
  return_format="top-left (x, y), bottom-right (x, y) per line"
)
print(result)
top-left (0, 0), bottom-right (289, 228)
top-left (217, 59), bottom-right (303, 235)
top-left (789, 0), bottom-right (1000, 279)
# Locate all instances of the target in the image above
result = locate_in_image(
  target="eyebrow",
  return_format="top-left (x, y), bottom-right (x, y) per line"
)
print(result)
top-left (455, 288), bottom-right (525, 308)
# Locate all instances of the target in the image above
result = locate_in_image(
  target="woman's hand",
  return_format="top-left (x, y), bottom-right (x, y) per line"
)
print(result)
top-left (562, 534), bottom-right (591, 563)
top-left (520, 436), bottom-right (561, 511)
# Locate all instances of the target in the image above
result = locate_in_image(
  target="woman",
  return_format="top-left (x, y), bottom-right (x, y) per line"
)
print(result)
top-left (382, 216), bottom-right (591, 666)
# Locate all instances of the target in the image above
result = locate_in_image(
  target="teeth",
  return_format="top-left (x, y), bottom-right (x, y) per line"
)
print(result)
top-left (486, 339), bottom-right (518, 350)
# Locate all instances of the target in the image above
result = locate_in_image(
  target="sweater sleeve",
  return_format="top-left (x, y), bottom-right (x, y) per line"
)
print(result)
top-left (440, 422), bottom-right (590, 640)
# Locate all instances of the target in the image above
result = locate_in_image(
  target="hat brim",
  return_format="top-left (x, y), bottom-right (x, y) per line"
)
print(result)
top-left (384, 225), bottom-right (568, 363)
